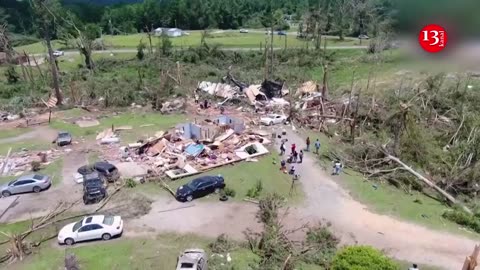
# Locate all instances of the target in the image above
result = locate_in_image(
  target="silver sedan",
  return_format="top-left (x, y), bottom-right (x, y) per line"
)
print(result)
top-left (0, 174), bottom-right (51, 197)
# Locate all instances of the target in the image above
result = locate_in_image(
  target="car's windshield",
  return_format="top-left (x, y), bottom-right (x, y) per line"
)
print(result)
top-left (85, 180), bottom-right (102, 187)
top-left (8, 180), bottom-right (15, 186)
top-left (59, 133), bottom-right (69, 138)
top-left (72, 220), bottom-right (83, 231)
top-left (103, 216), bottom-right (114, 225)
top-left (180, 262), bottom-right (194, 268)
top-left (187, 181), bottom-right (198, 190)
top-left (267, 114), bottom-right (276, 118)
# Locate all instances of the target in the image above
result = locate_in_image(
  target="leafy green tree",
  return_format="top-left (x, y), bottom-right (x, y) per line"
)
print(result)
top-left (332, 0), bottom-right (353, 40)
top-left (29, 0), bottom-right (63, 105)
top-left (332, 246), bottom-right (399, 270)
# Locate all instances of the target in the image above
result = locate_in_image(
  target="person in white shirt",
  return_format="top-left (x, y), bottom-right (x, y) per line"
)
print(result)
top-left (332, 160), bottom-right (343, 175)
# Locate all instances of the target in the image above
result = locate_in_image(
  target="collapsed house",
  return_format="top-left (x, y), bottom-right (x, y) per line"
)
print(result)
top-left (0, 149), bottom-right (64, 177)
top-left (117, 115), bottom-right (270, 180)
top-left (198, 78), bottom-right (289, 110)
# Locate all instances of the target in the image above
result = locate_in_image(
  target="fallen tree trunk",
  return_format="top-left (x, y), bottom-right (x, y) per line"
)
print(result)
top-left (382, 148), bottom-right (472, 214)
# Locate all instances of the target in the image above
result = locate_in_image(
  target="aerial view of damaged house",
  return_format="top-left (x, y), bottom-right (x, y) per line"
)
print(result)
top-left (95, 114), bottom-right (271, 182)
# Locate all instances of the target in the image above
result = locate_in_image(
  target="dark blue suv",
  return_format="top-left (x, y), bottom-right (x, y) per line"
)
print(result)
top-left (176, 175), bottom-right (226, 202)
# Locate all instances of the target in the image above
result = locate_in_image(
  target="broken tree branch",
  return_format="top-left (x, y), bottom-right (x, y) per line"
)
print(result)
top-left (381, 146), bottom-right (472, 214)
top-left (445, 112), bottom-right (465, 147)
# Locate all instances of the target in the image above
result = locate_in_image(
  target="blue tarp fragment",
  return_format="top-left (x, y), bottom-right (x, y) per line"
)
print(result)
top-left (184, 144), bottom-right (205, 157)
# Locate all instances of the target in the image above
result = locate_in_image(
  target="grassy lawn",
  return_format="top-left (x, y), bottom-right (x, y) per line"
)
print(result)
top-left (55, 108), bottom-right (91, 119)
top-left (0, 158), bottom-right (63, 186)
top-left (141, 153), bottom-right (304, 204)
top-left (16, 31), bottom-right (367, 54)
top-left (0, 139), bottom-right (52, 156)
top-left (0, 128), bottom-right (32, 140)
top-left (9, 232), bottom-right (259, 270)
top-left (0, 217), bottom-right (441, 270)
top-left (57, 52), bottom-right (136, 71)
top-left (50, 112), bottom-right (186, 143)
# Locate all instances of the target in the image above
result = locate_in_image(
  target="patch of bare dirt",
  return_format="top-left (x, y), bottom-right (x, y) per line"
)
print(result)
top-left (101, 191), bottom-right (153, 219)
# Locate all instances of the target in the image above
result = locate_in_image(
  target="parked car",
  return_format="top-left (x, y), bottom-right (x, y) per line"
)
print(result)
top-left (176, 175), bottom-right (225, 202)
top-left (0, 174), bottom-right (51, 197)
top-left (265, 30), bottom-right (272, 35)
top-left (277, 30), bottom-right (287, 36)
top-left (358, 34), bottom-right (369, 40)
top-left (77, 161), bottom-right (120, 183)
top-left (82, 172), bottom-right (107, 204)
top-left (57, 215), bottom-right (123, 245)
top-left (56, 131), bottom-right (72, 147)
top-left (176, 249), bottom-right (208, 270)
top-left (239, 29), bottom-right (249, 33)
top-left (260, 114), bottom-right (287, 126)
top-left (53, 50), bottom-right (64, 57)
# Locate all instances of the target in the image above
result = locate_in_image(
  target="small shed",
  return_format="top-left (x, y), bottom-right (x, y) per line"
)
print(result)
top-left (167, 28), bottom-right (182, 37)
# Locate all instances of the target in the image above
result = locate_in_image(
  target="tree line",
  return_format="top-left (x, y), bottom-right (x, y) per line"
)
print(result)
top-left (1, 0), bottom-right (395, 37)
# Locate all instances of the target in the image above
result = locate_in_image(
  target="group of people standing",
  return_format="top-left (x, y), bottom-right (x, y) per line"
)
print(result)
top-left (279, 136), bottom-right (323, 176)
top-left (280, 136), bottom-right (343, 176)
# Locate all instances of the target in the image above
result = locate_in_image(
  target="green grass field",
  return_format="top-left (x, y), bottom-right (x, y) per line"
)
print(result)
top-left (0, 127), bottom-right (32, 140)
top-left (16, 31), bottom-right (367, 54)
top-left (49, 111), bottom-right (186, 143)
top-left (137, 153), bottom-right (304, 204)
top-left (0, 139), bottom-right (52, 156)
top-left (0, 221), bottom-right (440, 270)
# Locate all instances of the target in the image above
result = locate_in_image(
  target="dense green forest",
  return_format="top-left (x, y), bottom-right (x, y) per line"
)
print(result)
top-left (1, 0), bottom-right (395, 37)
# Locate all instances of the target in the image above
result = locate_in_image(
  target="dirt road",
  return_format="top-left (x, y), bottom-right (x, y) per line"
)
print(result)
top-left (282, 128), bottom-right (475, 269)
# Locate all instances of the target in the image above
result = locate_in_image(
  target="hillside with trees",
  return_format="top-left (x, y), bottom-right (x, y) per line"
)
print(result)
top-left (1, 0), bottom-right (394, 36)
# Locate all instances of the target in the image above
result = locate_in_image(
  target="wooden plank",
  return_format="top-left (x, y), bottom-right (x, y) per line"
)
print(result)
top-left (0, 147), bottom-right (12, 176)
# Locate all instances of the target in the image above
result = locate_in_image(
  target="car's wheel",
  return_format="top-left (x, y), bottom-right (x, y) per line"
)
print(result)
top-left (102, 233), bottom-right (111, 241)
top-left (186, 195), bottom-right (193, 202)
top-left (64, 238), bottom-right (75, 245)
top-left (214, 188), bottom-right (221, 194)
top-left (2, 190), bottom-right (11, 197)
top-left (32, 186), bottom-right (41, 193)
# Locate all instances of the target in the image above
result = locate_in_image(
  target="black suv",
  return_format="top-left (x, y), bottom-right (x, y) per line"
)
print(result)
top-left (78, 161), bottom-right (120, 183)
top-left (176, 175), bottom-right (226, 202)
top-left (83, 172), bottom-right (107, 205)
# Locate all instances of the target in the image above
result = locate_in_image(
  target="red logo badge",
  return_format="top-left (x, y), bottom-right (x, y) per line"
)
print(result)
top-left (419, 24), bottom-right (448, 53)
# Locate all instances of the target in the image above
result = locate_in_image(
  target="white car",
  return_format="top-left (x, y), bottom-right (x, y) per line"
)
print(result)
top-left (57, 215), bottom-right (123, 245)
top-left (260, 114), bottom-right (287, 126)
top-left (53, 50), bottom-right (64, 57)
top-left (239, 29), bottom-right (249, 33)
